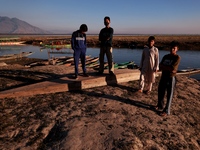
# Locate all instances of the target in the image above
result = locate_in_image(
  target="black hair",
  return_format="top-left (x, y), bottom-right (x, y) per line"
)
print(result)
top-left (170, 40), bottom-right (179, 48)
top-left (148, 36), bottom-right (155, 42)
top-left (80, 24), bottom-right (88, 32)
top-left (104, 16), bottom-right (110, 21)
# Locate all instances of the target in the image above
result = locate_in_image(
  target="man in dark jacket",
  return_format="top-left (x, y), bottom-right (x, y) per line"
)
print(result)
top-left (71, 24), bottom-right (89, 79)
top-left (98, 16), bottom-right (114, 75)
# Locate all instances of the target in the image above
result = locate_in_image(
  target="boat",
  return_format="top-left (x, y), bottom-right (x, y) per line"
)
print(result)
top-left (0, 37), bottom-right (25, 45)
top-left (85, 57), bottom-right (99, 65)
top-left (41, 44), bottom-right (71, 49)
top-left (0, 41), bottom-right (25, 45)
top-left (0, 52), bottom-right (34, 61)
top-left (92, 62), bottom-right (108, 70)
top-left (177, 69), bottom-right (200, 76)
top-left (105, 61), bottom-right (135, 69)
top-left (117, 61), bottom-right (135, 69)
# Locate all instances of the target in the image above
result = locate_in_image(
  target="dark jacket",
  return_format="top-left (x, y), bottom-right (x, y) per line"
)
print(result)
top-left (99, 27), bottom-right (114, 47)
top-left (159, 54), bottom-right (181, 77)
top-left (71, 30), bottom-right (87, 51)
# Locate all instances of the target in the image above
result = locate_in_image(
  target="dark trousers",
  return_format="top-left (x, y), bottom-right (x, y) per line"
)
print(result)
top-left (157, 76), bottom-right (176, 115)
top-left (73, 50), bottom-right (86, 75)
top-left (99, 46), bottom-right (114, 73)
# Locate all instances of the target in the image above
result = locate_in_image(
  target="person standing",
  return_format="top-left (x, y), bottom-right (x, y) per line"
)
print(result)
top-left (155, 41), bottom-right (181, 116)
top-left (98, 16), bottom-right (114, 75)
top-left (71, 24), bottom-right (89, 79)
top-left (138, 36), bottom-right (159, 94)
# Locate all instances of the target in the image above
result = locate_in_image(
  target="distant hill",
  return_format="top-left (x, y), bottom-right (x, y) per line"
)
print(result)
top-left (0, 16), bottom-right (51, 34)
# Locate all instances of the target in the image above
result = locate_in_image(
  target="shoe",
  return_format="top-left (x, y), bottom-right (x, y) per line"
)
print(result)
top-left (146, 90), bottom-right (151, 95)
top-left (154, 106), bottom-right (163, 111)
top-left (83, 73), bottom-right (89, 77)
top-left (74, 75), bottom-right (78, 79)
top-left (96, 71), bottom-right (103, 75)
top-left (160, 112), bottom-right (168, 117)
top-left (109, 71), bottom-right (115, 76)
top-left (138, 89), bottom-right (143, 93)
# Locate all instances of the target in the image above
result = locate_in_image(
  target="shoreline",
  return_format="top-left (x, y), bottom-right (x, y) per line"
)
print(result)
top-left (1, 34), bottom-right (200, 50)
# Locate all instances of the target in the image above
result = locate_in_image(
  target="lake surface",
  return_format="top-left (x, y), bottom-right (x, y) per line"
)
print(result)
top-left (1, 45), bottom-right (200, 80)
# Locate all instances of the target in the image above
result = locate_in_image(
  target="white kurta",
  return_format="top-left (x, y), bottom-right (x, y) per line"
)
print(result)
top-left (140, 46), bottom-right (159, 83)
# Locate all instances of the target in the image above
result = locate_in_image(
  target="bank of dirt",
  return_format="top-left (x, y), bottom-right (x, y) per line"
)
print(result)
top-left (0, 58), bottom-right (200, 150)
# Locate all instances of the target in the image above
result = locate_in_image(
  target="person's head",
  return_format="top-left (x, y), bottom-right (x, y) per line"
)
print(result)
top-left (170, 41), bottom-right (179, 55)
top-left (79, 24), bottom-right (88, 33)
top-left (104, 16), bottom-right (110, 27)
top-left (148, 36), bottom-right (155, 47)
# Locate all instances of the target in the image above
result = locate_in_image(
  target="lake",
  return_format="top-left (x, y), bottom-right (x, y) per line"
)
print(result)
top-left (1, 45), bottom-right (200, 80)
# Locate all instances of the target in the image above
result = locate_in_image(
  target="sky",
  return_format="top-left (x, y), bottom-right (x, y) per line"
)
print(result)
top-left (1, 0), bottom-right (200, 34)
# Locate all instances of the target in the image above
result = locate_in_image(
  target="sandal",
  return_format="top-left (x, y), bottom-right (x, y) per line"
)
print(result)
top-left (160, 112), bottom-right (167, 117)
top-left (146, 91), bottom-right (150, 95)
top-left (154, 106), bottom-right (162, 111)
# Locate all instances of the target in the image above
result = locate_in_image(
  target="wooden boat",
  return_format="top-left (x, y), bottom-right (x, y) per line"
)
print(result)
top-left (177, 69), bottom-right (200, 76)
top-left (92, 62), bottom-right (108, 70)
top-left (0, 37), bottom-right (25, 45)
top-left (86, 61), bottom-right (99, 68)
top-left (85, 57), bottom-right (99, 65)
top-left (24, 61), bottom-right (49, 68)
top-left (0, 41), bottom-right (25, 45)
top-left (117, 61), bottom-right (134, 69)
top-left (105, 61), bottom-right (135, 69)
top-left (41, 44), bottom-right (71, 49)
top-left (0, 52), bottom-right (34, 61)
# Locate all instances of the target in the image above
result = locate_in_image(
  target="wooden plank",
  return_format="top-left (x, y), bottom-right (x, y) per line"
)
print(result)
top-left (0, 69), bottom-right (141, 98)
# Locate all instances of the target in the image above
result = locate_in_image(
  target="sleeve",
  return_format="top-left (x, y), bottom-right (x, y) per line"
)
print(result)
top-left (159, 55), bottom-right (166, 71)
top-left (84, 34), bottom-right (87, 49)
top-left (108, 28), bottom-right (114, 39)
top-left (99, 29), bottom-right (103, 41)
top-left (71, 32), bottom-right (75, 50)
top-left (139, 49), bottom-right (145, 69)
top-left (154, 48), bottom-right (159, 71)
top-left (171, 56), bottom-right (181, 72)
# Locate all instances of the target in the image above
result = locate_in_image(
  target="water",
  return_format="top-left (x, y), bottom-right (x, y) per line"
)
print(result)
top-left (1, 45), bottom-right (200, 80)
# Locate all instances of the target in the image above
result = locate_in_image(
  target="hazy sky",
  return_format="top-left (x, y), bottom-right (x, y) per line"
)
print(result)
top-left (1, 0), bottom-right (200, 34)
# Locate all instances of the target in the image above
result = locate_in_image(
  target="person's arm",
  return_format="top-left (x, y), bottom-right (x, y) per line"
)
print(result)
top-left (84, 34), bottom-right (87, 49)
top-left (154, 49), bottom-right (159, 72)
top-left (159, 63), bottom-right (173, 72)
top-left (139, 50), bottom-right (145, 70)
top-left (71, 32), bottom-right (75, 50)
top-left (171, 56), bottom-right (181, 73)
top-left (159, 56), bottom-right (181, 73)
top-left (159, 55), bottom-right (172, 71)
top-left (99, 29), bottom-right (103, 41)
top-left (107, 28), bottom-right (113, 40)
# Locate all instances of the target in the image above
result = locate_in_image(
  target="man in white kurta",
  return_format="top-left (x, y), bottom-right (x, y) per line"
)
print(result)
top-left (139, 36), bottom-right (159, 94)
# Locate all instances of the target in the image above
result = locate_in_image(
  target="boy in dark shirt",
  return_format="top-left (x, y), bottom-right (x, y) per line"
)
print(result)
top-left (155, 41), bottom-right (181, 116)
top-left (71, 24), bottom-right (88, 79)
top-left (98, 16), bottom-right (114, 75)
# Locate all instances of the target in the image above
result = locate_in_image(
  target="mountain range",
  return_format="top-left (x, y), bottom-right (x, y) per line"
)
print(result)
top-left (0, 16), bottom-right (51, 34)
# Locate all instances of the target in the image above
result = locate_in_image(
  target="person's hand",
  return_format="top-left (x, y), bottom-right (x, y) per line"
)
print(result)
top-left (172, 70), bottom-right (177, 73)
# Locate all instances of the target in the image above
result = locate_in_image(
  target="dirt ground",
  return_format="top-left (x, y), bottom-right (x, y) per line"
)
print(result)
top-left (0, 58), bottom-right (200, 150)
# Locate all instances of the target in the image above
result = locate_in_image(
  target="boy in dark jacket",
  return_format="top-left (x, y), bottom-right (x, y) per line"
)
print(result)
top-left (71, 24), bottom-right (88, 79)
top-left (155, 41), bottom-right (181, 116)
top-left (98, 16), bottom-right (114, 75)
